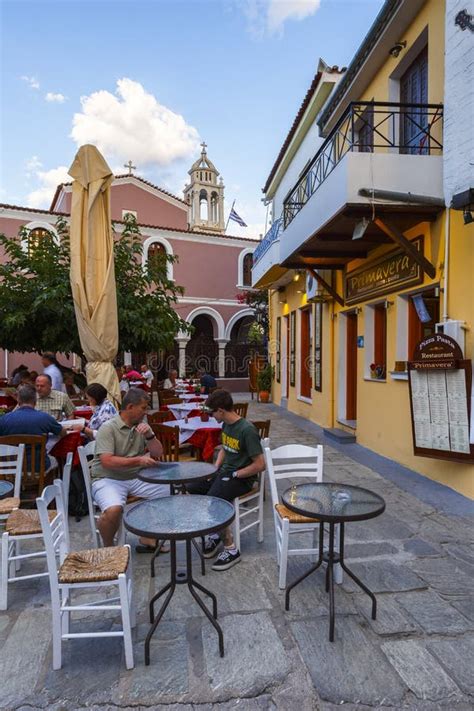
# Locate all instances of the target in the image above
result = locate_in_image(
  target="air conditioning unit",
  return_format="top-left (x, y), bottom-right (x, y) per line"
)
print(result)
top-left (305, 270), bottom-right (331, 301)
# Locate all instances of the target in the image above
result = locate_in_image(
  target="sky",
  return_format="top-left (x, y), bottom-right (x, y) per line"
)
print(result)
top-left (0, 0), bottom-right (385, 238)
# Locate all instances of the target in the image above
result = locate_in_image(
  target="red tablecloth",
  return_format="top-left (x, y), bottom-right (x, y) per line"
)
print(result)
top-left (50, 431), bottom-right (83, 466)
top-left (187, 428), bottom-right (222, 462)
top-left (0, 395), bottom-right (16, 408)
top-left (74, 407), bottom-right (93, 420)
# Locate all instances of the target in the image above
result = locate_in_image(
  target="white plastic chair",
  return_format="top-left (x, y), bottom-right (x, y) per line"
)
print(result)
top-left (37, 479), bottom-right (135, 670)
top-left (0, 451), bottom-right (72, 610)
top-left (0, 443), bottom-right (25, 524)
top-left (263, 441), bottom-right (342, 589)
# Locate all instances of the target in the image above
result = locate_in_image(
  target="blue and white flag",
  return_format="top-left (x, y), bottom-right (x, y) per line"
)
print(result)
top-left (228, 207), bottom-right (247, 227)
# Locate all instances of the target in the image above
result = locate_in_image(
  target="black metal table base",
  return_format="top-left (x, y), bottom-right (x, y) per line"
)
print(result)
top-left (285, 522), bottom-right (377, 642)
top-left (145, 539), bottom-right (224, 665)
top-left (150, 536), bottom-right (206, 577)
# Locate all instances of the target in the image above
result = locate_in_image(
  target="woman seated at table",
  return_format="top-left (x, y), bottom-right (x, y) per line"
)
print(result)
top-left (162, 369), bottom-right (178, 390)
top-left (83, 383), bottom-right (117, 440)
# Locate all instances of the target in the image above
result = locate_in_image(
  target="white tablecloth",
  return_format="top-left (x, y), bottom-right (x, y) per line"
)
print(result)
top-left (179, 394), bottom-right (206, 402)
top-left (168, 402), bottom-right (203, 420)
top-left (163, 416), bottom-right (222, 445)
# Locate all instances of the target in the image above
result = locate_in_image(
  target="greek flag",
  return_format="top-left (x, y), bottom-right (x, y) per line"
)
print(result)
top-left (228, 207), bottom-right (247, 227)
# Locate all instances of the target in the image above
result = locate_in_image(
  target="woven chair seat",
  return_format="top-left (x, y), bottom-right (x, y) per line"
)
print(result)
top-left (239, 483), bottom-right (260, 500)
top-left (0, 496), bottom-right (20, 514)
top-left (275, 503), bottom-right (319, 524)
top-left (6, 508), bottom-right (56, 535)
top-left (59, 546), bottom-right (129, 584)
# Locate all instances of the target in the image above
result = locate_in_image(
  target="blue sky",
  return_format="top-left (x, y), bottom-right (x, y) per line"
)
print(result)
top-left (1, 0), bottom-right (384, 237)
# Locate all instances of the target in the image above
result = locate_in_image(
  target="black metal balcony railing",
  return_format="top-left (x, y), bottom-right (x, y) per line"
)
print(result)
top-left (283, 101), bottom-right (443, 228)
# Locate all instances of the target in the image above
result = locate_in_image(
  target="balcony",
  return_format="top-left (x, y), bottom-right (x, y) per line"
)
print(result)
top-left (280, 101), bottom-right (444, 268)
top-left (251, 217), bottom-right (286, 288)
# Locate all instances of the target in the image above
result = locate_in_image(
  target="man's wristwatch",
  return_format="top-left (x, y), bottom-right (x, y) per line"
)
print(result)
top-left (232, 471), bottom-right (239, 479)
top-left (145, 433), bottom-right (155, 441)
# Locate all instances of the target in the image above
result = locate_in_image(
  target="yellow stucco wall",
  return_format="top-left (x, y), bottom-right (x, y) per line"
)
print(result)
top-left (267, 0), bottom-right (474, 498)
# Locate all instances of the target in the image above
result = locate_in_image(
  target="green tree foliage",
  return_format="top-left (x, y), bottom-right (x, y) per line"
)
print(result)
top-left (0, 214), bottom-right (190, 357)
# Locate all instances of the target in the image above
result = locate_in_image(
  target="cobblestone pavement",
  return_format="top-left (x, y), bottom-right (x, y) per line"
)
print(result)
top-left (1, 396), bottom-right (473, 710)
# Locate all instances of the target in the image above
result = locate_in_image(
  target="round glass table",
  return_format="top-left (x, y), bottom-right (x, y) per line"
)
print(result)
top-left (282, 482), bottom-right (386, 642)
top-left (0, 480), bottom-right (14, 500)
top-left (138, 462), bottom-right (216, 578)
top-left (124, 495), bottom-right (235, 665)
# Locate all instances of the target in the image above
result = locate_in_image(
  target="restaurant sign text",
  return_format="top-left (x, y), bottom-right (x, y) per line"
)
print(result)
top-left (345, 237), bottom-right (424, 305)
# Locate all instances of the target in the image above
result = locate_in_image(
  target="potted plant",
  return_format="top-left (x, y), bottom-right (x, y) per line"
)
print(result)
top-left (256, 364), bottom-right (274, 403)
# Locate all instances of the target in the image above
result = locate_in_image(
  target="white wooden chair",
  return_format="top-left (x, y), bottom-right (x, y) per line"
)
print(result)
top-left (77, 443), bottom-right (102, 547)
top-left (0, 443), bottom-right (25, 525)
top-left (232, 472), bottom-right (265, 551)
top-left (37, 479), bottom-right (135, 670)
top-left (263, 441), bottom-right (342, 589)
top-left (0, 452), bottom-right (72, 610)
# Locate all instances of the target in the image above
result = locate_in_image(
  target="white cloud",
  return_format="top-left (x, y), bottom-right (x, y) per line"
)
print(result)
top-left (26, 165), bottom-right (70, 209)
top-left (20, 75), bottom-right (40, 90)
top-left (45, 92), bottom-right (66, 103)
top-left (25, 156), bottom-right (43, 178)
top-left (70, 78), bottom-right (200, 168)
top-left (243, 0), bottom-right (320, 36)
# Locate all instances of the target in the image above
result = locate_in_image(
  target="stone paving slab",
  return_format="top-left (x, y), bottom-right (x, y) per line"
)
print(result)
top-left (1, 395), bottom-right (473, 710)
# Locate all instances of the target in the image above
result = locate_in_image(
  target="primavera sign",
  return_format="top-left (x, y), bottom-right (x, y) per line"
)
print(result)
top-left (345, 237), bottom-right (424, 304)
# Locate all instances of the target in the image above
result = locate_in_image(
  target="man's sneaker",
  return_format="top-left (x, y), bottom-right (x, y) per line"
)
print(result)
top-left (212, 548), bottom-right (241, 571)
top-left (202, 536), bottom-right (222, 558)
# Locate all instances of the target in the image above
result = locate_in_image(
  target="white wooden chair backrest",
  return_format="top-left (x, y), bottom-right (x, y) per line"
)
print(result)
top-left (0, 443), bottom-right (25, 499)
top-left (263, 443), bottom-right (323, 509)
top-left (36, 481), bottom-right (70, 589)
top-left (77, 442), bottom-right (98, 545)
top-left (60, 452), bottom-right (74, 506)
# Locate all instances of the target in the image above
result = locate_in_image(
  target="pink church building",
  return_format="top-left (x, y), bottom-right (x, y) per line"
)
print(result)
top-left (0, 145), bottom-right (260, 390)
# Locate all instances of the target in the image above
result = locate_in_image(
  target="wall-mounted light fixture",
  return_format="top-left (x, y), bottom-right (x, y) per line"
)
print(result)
top-left (353, 217), bottom-right (370, 240)
top-left (463, 208), bottom-right (473, 225)
top-left (389, 40), bottom-right (407, 57)
top-left (384, 300), bottom-right (394, 309)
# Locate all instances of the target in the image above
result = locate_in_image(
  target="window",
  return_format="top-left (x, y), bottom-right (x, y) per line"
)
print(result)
top-left (26, 227), bottom-right (54, 256)
top-left (357, 105), bottom-right (374, 153)
top-left (408, 288), bottom-right (439, 359)
top-left (290, 311), bottom-right (296, 387)
top-left (373, 304), bottom-right (387, 375)
top-left (276, 317), bottom-right (281, 383)
top-left (148, 241), bottom-right (166, 263)
top-left (300, 307), bottom-right (312, 398)
top-left (400, 47), bottom-right (428, 155)
top-left (242, 253), bottom-right (253, 287)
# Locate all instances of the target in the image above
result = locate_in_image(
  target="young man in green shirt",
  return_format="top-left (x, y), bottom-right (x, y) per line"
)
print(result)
top-left (186, 389), bottom-right (264, 571)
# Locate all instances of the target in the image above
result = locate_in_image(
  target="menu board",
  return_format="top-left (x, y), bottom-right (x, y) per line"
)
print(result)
top-left (408, 334), bottom-right (474, 462)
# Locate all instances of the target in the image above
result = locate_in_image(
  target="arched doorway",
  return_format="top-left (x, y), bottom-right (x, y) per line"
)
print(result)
top-left (225, 315), bottom-right (265, 378)
top-left (186, 315), bottom-right (218, 376)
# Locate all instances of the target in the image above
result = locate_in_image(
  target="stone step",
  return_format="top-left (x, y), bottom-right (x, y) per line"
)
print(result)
top-left (323, 427), bottom-right (356, 444)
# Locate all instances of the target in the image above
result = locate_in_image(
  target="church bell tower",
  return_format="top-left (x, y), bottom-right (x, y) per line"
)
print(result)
top-left (184, 142), bottom-right (225, 233)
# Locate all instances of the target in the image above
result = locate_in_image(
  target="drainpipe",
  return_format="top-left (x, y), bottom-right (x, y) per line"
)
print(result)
top-left (330, 300), bottom-right (335, 428)
top-left (442, 208), bottom-right (450, 322)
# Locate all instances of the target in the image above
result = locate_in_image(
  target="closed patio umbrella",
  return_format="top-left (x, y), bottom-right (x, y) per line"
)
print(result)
top-left (69, 144), bottom-right (121, 406)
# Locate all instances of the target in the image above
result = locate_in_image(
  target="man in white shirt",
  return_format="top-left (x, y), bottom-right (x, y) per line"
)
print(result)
top-left (41, 352), bottom-right (64, 392)
top-left (141, 364), bottom-right (154, 388)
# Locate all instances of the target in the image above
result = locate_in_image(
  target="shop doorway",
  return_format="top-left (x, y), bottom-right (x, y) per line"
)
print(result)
top-left (281, 315), bottom-right (289, 400)
top-left (346, 313), bottom-right (358, 421)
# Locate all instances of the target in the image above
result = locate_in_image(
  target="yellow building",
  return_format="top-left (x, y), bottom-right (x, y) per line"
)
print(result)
top-left (253, 0), bottom-right (474, 498)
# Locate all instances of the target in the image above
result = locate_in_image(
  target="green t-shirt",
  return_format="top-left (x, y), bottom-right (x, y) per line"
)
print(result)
top-left (219, 418), bottom-right (263, 480)
top-left (91, 414), bottom-right (146, 481)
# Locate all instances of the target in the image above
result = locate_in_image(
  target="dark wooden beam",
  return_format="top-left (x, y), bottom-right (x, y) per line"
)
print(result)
top-left (307, 268), bottom-right (345, 306)
top-left (284, 262), bottom-right (347, 270)
top-left (300, 240), bottom-right (372, 257)
top-left (373, 218), bottom-right (437, 279)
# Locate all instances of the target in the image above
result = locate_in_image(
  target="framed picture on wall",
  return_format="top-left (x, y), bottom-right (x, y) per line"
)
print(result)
top-left (276, 316), bottom-right (281, 383)
top-left (314, 302), bottom-right (322, 392)
top-left (290, 311), bottom-right (296, 387)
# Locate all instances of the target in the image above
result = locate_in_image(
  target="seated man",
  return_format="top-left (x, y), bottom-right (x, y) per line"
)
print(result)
top-left (186, 389), bottom-right (264, 571)
top-left (35, 374), bottom-right (75, 421)
top-left (91, 388), bottom-right (168, 548)
top-left (198, 369), bottom-right (217, 395)
top-left (0, 384), bottom-right (66, 471)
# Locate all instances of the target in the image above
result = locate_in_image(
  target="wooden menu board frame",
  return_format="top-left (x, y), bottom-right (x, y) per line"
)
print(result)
top-left (408, 334), bottom-right (474, 463)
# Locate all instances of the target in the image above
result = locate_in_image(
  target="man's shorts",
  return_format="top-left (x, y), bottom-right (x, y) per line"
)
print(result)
top-left (92, 477), bottom-right (168, 511)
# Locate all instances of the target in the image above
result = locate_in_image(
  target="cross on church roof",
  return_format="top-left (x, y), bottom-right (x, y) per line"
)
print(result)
top-left (124, 160), bottom-right (136, 175)
top-left (200, 141), bottom-right (207, 153)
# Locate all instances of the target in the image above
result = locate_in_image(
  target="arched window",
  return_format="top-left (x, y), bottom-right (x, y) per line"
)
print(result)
top-left (142, 236), bottom-right (174, 279)
top-left (199, 189), bottom-right (208, 221)
top-left (242, 253), bottom-right (253, 286)
top-left (210, 192), bottom-right (218, 222)
top-left (22, 223), bottom-right (58, 256)
top-left (148, 241), bottom-right (166, 264)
